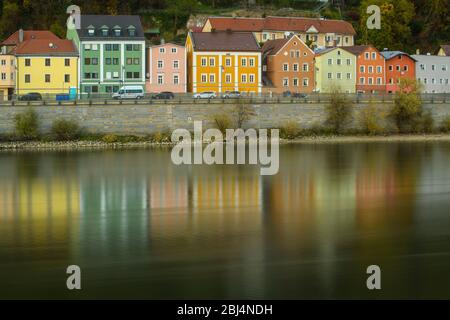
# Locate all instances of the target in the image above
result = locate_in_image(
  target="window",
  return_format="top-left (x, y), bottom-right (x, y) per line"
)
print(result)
top-left (368, 77), bottom-right (373, 85)
top-left (84, 73), bottom-right (91, 79)
top-left (114, 28), bottom-right (121, 37)
top-left (420, 64), bottom-right (426, 71)
top-left (290, 50), bottom-right (294, 58)
top-left (45, 74), bottom-right (51, 83)
top-left (85, 58), bottom-right (91, 65)
top-left (25, 59), bottom-right (31, 66)
top-left (113, 58), bottom-right (119, 65)
top-left (106, 72), bottom-right (112, 79)
top-left (171, 47), bottom-right (177, 53)
top-left (296, 51), bottom-right (300, 58)
top-left (442, 65), bottom-right (447, 71)
top-left (225, 58), bottom-right (231, 67)
top-left (88, 28), bottom-right (95, 36)
top-left (126, 44), bottom-right (133, 51)
top-left (92, 58), bottom-right (98, 65)
top-left (157, 60), bottom-right (163, 69)
top-left (209, 58), bottom-right (215, 66)
top-left (92, 44), bottom-right (98, 51)
top-left (346, 59), bottom-right (351, 65)
top-left (134, 58), bottom-right (140, 65)
top-left (389, 65), bottom-right (393, 71)
top-left (105, 58), bottom-right (112, 65)
top-left (25, 74), bottom-right (30, 83)
top-left (249, 74), bottom-right (255, 83)
top-left (283, 63), bottom-right (288, 71)
top-left (113, 44), bottom-right (119, 51)
top-left (293, 64), bottom-right (299, 72)
top-left (157, 74), bottom-right (164, 84)
top-left (225, 74), bottom-right (231, 83)
top-left (201, 58), bottom-right (207, 66)
top-left (283, 78), bottom-right (288, 87)
top-left (293, 78), bottom-right (299, 86)
top-left (113, 72), bottom-right (119, 79)
top-left (377, 66), bottom-right (382, 73)
top-left (127, 58), bottom-right (133, 65)
top-left (365, 52), bottom-right (369, 60)
top-left (377, 77), bottom-right (382, 84)
top-left (337, 59), bottom-right (341, 65)
top-left (105, 44), bottom-right (112, 51)
top-left (65, 59), bottom-right (70, 66)
top-left (44, 58), bottom-right (51, 66)
top-left (173, 60), bottom-right (179, 69)
top-left (403, 65), bottom-right (408, 71)
top-left (92, 73), bottom-right (99, 79)
top-left (64, 74), bottom-right (70, 83)
top-left (346, 73), bottom-right (351, 80)
top-left (368, 66), bottom-right (373, 73)
top-left (303, 78), bottom-right (309, 87)
top-left (360, 66), bottom-right (365, 73)
top-left (173, 75), bottom-right (179, 85)
top-left (128, 28), bottom-right (136, 37)
top-left (423, 78), bottom-right (428, 84)
top-left (302, 63), bottom-right (308, 72)
top-left (431, 64), bottom-right (436, 71)
top-left (159, 48), bottom-right (165, 53)
top-left (1, 60), bottom-right (5, 65)
top-left (262, 33), bottom-right (268, 41)
top-left (1, 73), bottom-right (5, 80)
top-left (360, 77), bottom-right (365, 84)
top-left (241, 74), bottom-right (247, 83)
top-left (241, 58), bottom-right (246, 67)
top-left (249, 58), bottom-right (255, 67)
top-left (396, 65), bottom-right (400, 71)
top-left (101, 28), bottom-right (109, 37)
top-left (133, 72), bottom-right (140, 79)
top-left (201, 74), bottom-right (207, 83)
top-left (327, 58), bottom-right (333, 65)
top-left (371, 52), bottom-right (376, 60)
top-left (336, 72), bottom-right (342, 79)
top-left (209, 74), bottom-right (215, 83)
top-left (133, 44), bottom-right (140, 51)
top-left (126, 72), bottom-right (133, 79)
top-left (84, 44), bottom-right (91, 51)
top-left (432, 78), bottom-right (436, 84)
top-left (327, 73), bottom-right (332, 79)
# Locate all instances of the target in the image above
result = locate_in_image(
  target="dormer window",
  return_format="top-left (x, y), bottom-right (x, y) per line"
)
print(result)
top-left (113, 26), bottom-right (121, 37)
top-left (127, 25), bottom-right (136, 37)
top-left (87, 25), bottom-right (95, 36)
top-left (100, 26), bottom-right (109, 37)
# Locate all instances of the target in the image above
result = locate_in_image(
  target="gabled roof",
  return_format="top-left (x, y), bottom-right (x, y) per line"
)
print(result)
top-left (439, 45), bottom-right (450, 56)
top-left (77, 15), bottom-right (145, 41)
top-left (15, 39), bottom-right (78, 56)
top-left (206, 16), bottom-right (356, 35)
top-left (314, 46), bottom-right (352, 57)
top-left (344, 45), bottom-right (374, 56)
top-left (190, 32), bottom-right (260, 52)
top-left (380, 50), bottom-right (417, 61)
top-left (261, 35), bottom-right (312, 56)
top-left (1, 30), bottom-right (59, 46)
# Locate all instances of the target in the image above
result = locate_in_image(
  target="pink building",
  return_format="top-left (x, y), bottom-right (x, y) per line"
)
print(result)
top-left (146, 43), bottom-right (186, 93)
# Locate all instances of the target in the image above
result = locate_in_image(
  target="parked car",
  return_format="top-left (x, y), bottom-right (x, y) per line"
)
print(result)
top-left (193, 91), bottom-right (216, 99)
top-left (222, 91), bottom-right (241, 99)
top-left (152, 92), bottom-right (175, 100)
top-left (112, 86), bottom-right (145, 100)
top-left (19, 92), bottom-right (42, 101)
top-left (283, 91), bottom-right (308, 99)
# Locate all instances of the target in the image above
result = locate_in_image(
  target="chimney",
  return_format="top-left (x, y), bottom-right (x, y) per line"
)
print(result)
top-left (416, 49), bottom-right (420, 55)
top-left (426, 52), bottom-right (431, 56)
top-left (160, 38), bottom-right (165, 45)
top-left (383, 48), bottom-right (388, 51)
top-left (19, 29), bottom-right (24, 43)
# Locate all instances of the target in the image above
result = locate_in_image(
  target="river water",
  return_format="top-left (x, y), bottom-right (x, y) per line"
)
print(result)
top-left (0, 142), bottom-right (450, 299)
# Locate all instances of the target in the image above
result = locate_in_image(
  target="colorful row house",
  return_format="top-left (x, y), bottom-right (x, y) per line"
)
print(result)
top-left (314, 47), bottom-right (356, 93)
top-left (202, 16), bottom-right (356, 47)
top-left (186, 32), bottom-right (262, 94)
top-left (262, 35), bottom-right (315, 93)
top-left (0, 30), bottom-right (60, 100)
top-left (412, 53), bottom-right (449, 93)
top-left (146, 42), bottom-right (186, 93)
top-left (346, 45), bottom-right (386, 94)
top-left (380, 51), bottom-right (416, 93)
top-left (67, 15), bottom-right (146, 95)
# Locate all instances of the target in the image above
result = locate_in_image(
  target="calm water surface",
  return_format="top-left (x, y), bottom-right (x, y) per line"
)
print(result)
top-left (1, 142), bottom-right (450, 299)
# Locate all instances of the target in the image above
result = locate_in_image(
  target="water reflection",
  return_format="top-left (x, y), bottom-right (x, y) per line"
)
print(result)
top-left (1, 143), bottom-right (450, 299)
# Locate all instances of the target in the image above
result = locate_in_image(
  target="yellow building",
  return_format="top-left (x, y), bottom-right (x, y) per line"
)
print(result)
top-left (186, 32), bottom-right (262, 94)
top-left (15, 38), bottom-right (78, 97)
top-left (0, 54), bottom-right (15, 100)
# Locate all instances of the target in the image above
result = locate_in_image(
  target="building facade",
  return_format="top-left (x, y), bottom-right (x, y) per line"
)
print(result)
top-left (346, 45), bottom-right (386, 93)
top-left (380, 51), bottom-right (416, 93)
top-left (314, 47), bottom-right (356, 93)
top-left (0, 30), bottom-right (59, 100)
top-left (437, 45), bottom-right (450, 56)
top-left (67, 15), bottom-right (146, 96)
top-left (412, 54), bottom-right (450, 93)
top-left (15, 38), bottom-right (78, 96)
top-left (186, 32), bottom-right (262, 94)
top-left (262, 35), bottom-right (315, 93)
top-left (147, 42), bottom-right (186, 93)
top-left (202, 16), bottom-right (356, 47)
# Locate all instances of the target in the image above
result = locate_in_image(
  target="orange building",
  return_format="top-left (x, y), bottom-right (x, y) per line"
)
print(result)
top-left (380, 51), bottom-right (417, 93)
top-left (346, 45), bottom-right (386, 93)
top-left (262, 35), bottom-right (315, 94)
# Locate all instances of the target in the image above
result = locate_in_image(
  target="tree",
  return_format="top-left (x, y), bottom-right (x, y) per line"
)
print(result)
top-left (390, 78), bottom-right (423, 133)
top-left (0, 1), bottom-right (20, 38)
top-left (325, 88), bottom-right (353, 134)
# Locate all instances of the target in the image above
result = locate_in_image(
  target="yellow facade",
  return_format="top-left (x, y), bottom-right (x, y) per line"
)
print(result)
top-left (0, 54), bottom-right (15, 100)
top-left (16, 56), bottom-right (78, 96)
top-left (186, 34), bottom-right (261, 94)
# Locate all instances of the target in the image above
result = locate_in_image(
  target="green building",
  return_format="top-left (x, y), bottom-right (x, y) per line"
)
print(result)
top-left (67, 15), bottom-right (146, 96)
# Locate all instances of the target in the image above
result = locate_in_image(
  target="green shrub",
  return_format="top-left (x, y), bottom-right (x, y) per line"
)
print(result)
top-left (440, 116), bottom-right (450, 133)
top-left (390, 79), bottom-right (423, 133)
top-left (280, 121), bottom-right (301, 139)
top-left (151, 131), bottom-right (171, 143)
top-left (213, 114), bottom-right (232, 134)
top-left (102, 134), bottom-right (120, 143)
top-left (325, 89), bottom-right (353, 134)
top-left (360, 104), bottom-right (387, 135)
top-left (50, 119), bottom-right (80, 141)
top-left (420, 111), bottom-right (434, 133)
top-left (14, 108), bottom-right (39, 139)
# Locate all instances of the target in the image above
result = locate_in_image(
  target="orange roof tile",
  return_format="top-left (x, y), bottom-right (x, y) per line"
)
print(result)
top-left (1, 30), bottom-right (59, 46)
top-left (15, 39), bottom-right (78, 56)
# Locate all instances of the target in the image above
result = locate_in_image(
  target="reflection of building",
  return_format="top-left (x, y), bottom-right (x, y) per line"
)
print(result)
top-left (150, 175), bottom-right (188, 209)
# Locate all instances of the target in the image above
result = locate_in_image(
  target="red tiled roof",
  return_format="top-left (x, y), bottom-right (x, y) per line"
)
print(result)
top-left (15, 39), bottom-right (78, 56)
top-left (261, 38), bottom-right (289, 56)
top-left (1, 30), bottom-right (59, 46)
top-left (344, 45), bottom-right (377, 56)
top-left (190, 32), bottom-right (260, 52)
top-left (206, 16), bottom-right (356, 35)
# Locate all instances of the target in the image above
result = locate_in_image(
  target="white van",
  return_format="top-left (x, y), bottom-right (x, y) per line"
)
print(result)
top-left (112, 86), bottom-right (145, 100)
